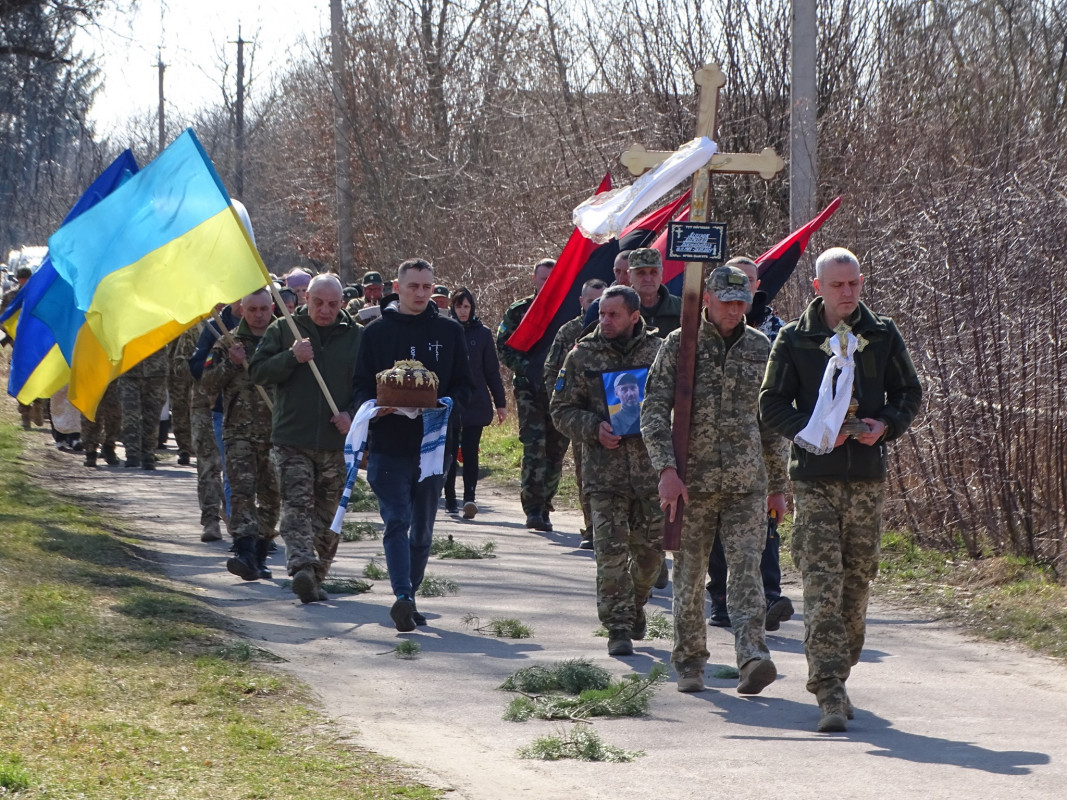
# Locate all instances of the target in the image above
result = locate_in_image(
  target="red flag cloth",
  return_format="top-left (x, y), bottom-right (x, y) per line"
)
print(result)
top-left (508, 186), bottom-right (692, 352)
top-left (754, 196), bottom-right (842, 301)
top-left (506, 174), bottom-right (612, 353)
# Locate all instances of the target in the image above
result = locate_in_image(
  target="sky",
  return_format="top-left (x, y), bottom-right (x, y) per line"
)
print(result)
top-left (77, 1), bottom-right (331, 135)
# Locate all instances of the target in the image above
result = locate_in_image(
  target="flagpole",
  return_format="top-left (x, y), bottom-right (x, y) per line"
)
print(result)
top-left (266, 282), bottom-right (342, 417)
top-left (209, 309), bottom-right (274, 412)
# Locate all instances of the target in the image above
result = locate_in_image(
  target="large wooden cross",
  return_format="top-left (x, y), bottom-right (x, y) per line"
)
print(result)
top-left (622, 64), bottom-right (784, 551)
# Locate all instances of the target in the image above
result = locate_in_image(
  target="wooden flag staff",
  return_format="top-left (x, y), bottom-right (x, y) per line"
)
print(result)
top-left (620, 64), bottom-right (784, 551)
top-left (208, 309), bottom-right (274, 412)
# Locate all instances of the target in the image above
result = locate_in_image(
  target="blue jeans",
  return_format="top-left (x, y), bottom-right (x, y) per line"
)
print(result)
top-left (212, 410), bottom-right (231, 515)
top-left (367, 452), bottom-right (447, 598)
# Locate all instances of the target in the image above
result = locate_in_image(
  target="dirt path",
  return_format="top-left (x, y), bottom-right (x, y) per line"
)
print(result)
top-left (28, 436), bottom-right (1067, 800)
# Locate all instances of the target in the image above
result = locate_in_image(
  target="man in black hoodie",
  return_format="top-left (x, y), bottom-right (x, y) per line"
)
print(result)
top-left (353, 259), bottom-right (473, 632)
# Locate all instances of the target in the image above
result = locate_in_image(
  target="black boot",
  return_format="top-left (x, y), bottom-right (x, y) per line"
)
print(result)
top-left (101, 444), bottom-right (120, 466)
top-left (157, 418), bottom-right (171, 449)
top-left (254, 539), bottom-right (273, 580)
top-left (226, 537), bottom-right (259, 581)
top-left (83, 450), bottom-right (98, 467)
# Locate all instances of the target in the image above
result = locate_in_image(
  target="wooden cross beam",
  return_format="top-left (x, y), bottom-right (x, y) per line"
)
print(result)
top-left (628, 64), bottom-right (785, 551)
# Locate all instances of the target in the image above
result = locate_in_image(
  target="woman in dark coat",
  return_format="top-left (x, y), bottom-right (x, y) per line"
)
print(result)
top-left (445, 287), bottom-right (507, 517)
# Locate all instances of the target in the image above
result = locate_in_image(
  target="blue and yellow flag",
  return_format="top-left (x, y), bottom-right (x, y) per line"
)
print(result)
top-left (48, 129), bottom-right (269, 418)
top-left (1, 150), bottom-right (139, 404)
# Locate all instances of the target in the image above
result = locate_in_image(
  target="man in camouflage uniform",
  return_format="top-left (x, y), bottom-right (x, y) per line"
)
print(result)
top-left (544, 277), bottom-right (606, 548)
top-left (81, 382), bottom-right (122, 466)
top-left (250, 274), bottom-right (362, 604)
top-left (186, 315), bottom-right (230, 543)
top-left (201, 288), bottom-right (279, 582)
top-left (760, 247), bottom-right (921, 732)
top-left (551, 285), bottom-right (663, 656)
top-left (628, 247), bottom-right (682, 336)
top-left (497, 258), bottom-right (569, 531)
top-left (642, 265), bottom-right (788, 696)
top-left (166, 327), bottom-right (198, 465)
top-left (120, 346), bottom-right (169, 470)
top-left (706, 256), bottom-right (794, 630)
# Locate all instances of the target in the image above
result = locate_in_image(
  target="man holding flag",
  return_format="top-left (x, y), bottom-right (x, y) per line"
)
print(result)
top-left (249, 274), bottom-right (363, 604)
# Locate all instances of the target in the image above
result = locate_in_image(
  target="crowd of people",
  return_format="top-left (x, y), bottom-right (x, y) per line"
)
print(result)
top-left (3, 244), bottom-right (921, 733)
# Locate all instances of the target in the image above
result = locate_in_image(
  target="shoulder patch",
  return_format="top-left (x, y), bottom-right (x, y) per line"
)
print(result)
top-left (554, 367), bottom-right (565, 393)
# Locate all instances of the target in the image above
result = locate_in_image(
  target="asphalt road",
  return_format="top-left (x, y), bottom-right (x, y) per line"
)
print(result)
top-left (41, 443), bottom-right (1066, 800)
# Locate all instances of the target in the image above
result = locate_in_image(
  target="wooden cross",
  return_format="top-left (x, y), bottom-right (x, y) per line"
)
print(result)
top-left (622, 64), bottom-right (785, 551)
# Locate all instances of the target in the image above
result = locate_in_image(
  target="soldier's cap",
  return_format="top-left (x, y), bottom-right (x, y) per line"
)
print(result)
top-left (628, 248), bottom-right (662, 270)
top-left (362, 271), bottom-right (384, 286)
top-left (342, 285), bottom-right (361, 301)
top-left (707, 265), bottom-right (753, 303)
top-left (614, 372), bottom-right (640, 391)
top-left (432, 284), bottom-right (450, 298)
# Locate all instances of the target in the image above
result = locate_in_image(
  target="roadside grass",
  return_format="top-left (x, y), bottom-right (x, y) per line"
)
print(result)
top-left (778, 516), bottom-right (1067, 660)
top-left (479, 416), bottom-right (580, 510)
top-left (0, 422), bottom-right (439, 800)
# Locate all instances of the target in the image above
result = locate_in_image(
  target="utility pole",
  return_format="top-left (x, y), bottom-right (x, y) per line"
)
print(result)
top-left (790, 0), bottom-right (818, 229)
top-left (233, 26), bottom-right (246, 199)
top-left (156, 52), bottom-right (166, 153)
top-left (330, 0), bottom-right (355, 284)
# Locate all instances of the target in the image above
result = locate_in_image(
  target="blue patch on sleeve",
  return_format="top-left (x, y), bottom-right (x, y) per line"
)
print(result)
top-left (554, 368), bottom-right (565, 393)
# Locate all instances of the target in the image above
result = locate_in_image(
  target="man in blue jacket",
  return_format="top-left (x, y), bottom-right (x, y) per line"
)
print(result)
top-left (353, 259), bottom-right (473, 632)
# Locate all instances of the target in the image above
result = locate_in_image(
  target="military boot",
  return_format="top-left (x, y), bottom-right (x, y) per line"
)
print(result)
top-left (200, 517), bottom-right (223, 542)
top-left (101, 444), bottom-right (120, 466)
top-left (815, 679), bottom-right (849, 733)
top-left (254, 539), bottom-right (273, 580)
top-left (83, 450), bottom-right (98, 467)
top-left (226, 537), bottom-right (259, 581)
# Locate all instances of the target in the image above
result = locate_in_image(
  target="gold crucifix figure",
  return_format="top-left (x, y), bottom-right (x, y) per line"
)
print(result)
top-left (627, 64), bottom-right (785, 551)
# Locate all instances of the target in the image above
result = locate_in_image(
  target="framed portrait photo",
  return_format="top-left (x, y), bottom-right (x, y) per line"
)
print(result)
top-left (599, 367), bottom-right (649, 438)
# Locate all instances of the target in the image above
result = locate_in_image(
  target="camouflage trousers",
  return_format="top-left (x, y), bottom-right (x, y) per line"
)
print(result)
top-left (273, 445), bottom-right (344, 580)
top-left (573, 442), bottom-right (593, 536)
top-left (191, 404), bottom-right (223, 525)
top-left (168, 371), bottom-right (194, 454)
top-left (590, 492), bottom-right (664, 631)
top-left (672, 491), bottom-right (769, 674)
top-left (18, 399), bottom-right (44, 428)
top-left (515, 384), bottom-right (568, 516)
top-left (226, 437), bottom-right (279, 542)
top-left (120, 376), bottom-right (167, 465)
top-left (81, 382), bottom-right (122, 451)
top-left (791, 479), bottom-right (885, 697)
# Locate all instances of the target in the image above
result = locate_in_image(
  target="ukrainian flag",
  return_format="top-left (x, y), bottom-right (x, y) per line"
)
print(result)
top-left (2, 150), bottom-right (139, 404)
top-left (48, 129), bottom-right (269, 418)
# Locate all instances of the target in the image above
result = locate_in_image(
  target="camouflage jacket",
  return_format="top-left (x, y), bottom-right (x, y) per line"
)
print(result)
top-left (543, 315), bottom-right (588, 390)
top-left (124, 346), bottom-right (168, 379)
top-left (167, 326), bottom-right (200, 381)
top-left (496, 293), bottom-right (553, 392)
top-left (200, 318), bottom-right (273, 443)
top-left (550, 318), bottom-right (662, 496)
top-left (641, 314), bottom-right (788, 496)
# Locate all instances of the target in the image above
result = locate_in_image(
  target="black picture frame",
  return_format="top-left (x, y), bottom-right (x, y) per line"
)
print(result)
top-left (599, 367), bottom-right (649, 438)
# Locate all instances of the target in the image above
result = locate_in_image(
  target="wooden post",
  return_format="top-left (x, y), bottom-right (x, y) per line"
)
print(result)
top-left (620, 64), bottom-right (785, 551)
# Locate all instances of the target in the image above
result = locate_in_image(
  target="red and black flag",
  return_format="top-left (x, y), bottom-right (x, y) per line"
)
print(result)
top-left (657, 196), bottom-right (842, 300)
top-left (508, 185), bottom-right (690, 353)
top-left (752, 196), bottom-right (841, 301)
